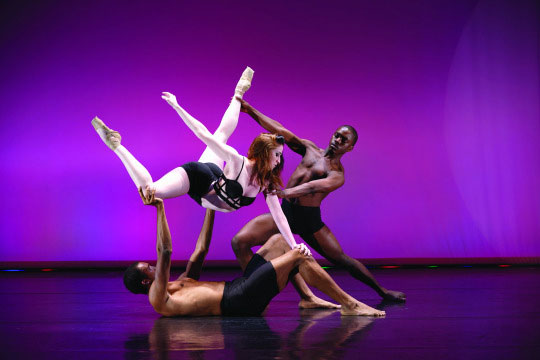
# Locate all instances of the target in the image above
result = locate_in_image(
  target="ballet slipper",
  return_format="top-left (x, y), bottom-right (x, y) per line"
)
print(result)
top-left (92, 116), bottom-right (122, 150)
top-left (234, 66), bottom-right (254, 97)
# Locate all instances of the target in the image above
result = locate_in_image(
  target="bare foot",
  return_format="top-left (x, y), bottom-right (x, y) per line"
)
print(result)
top-left (341, 301), bottom-right (385, 317)
top-left (299, 295), bottom-right (341, 309)
top-left (382, 289), bottom-right (406, 302)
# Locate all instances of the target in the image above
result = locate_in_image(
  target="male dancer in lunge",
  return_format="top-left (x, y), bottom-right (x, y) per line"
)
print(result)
top-left (123, 186), bottom-right (385, 317)
top-left (232, 99), bottom-right (406, 302)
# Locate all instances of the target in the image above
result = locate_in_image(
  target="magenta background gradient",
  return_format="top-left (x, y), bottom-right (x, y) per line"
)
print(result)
top-left (1, 0), bottom-right (539, 263)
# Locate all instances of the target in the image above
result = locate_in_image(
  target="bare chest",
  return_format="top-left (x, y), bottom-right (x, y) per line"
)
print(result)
top-left (297, 153), bottom-right (330, 181)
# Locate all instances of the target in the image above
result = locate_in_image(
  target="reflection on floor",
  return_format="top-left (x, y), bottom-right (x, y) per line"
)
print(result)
top-left (1, 267), bottom-right (539, 359)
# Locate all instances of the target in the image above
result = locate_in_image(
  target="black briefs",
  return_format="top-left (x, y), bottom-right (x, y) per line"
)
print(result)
top-left (180, 161), bottom-right (256, 208)
top-left (180, 162), bottom-right (223, 205)
top-left (220, 254), bottom-right (280, 316)
top-left (281, 199), bottom-right (326, 235)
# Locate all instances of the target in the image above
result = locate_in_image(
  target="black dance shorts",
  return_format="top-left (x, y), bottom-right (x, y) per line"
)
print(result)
top-left (180, 162), bottom-right (223, 205)
top-left (220, 254), bottom-right (280, 316)
top-left (281, 199), bottom-right (326, 235)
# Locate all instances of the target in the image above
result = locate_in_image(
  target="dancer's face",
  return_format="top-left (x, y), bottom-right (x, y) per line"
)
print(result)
top-left (329, 127), bottom-right (355, 154)
top-left (269, 145), bottom-right (283, 169)
top-left (137, 262), bottom-right (156, 282)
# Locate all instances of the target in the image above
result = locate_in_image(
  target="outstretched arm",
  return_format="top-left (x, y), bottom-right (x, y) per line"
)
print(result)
top-left (162, 92), bottom-right (242, 164)
top-left (178, 208), bottom-right (216, 280)
top-left (265, 194), bottom-right (297, 249)
top-left (273, 171), bottom-right (345, 199)
top-left (239, 98), bottom-right (307, 156)
top-left (139, 187), bottom-right (172, 308)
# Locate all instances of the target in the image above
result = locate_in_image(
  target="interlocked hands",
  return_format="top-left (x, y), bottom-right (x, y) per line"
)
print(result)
top-left (294, 243), bottom-right (312, 257)
top-left (138, 186), bottom-right (163, 207)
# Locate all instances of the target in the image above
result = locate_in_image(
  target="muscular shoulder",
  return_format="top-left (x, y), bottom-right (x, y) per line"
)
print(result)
top-left (149, 294), bottom-right (170, 314)
top-left (148, 280), bottom-right (183, 315)
top-left (328, 168), bottom-right (345, 183)
top-left (301, 139), bottom-right (320, 151)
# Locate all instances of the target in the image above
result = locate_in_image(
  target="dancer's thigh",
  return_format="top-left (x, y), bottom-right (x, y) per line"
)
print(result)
top-left (198, 147), bottom-right (224, 170)
top-left (234, 213), bottom-right (280, 248)
top-left (198, 108), bottom-right (237, 170)
top-left (153, 167), bottom-right (190, 199)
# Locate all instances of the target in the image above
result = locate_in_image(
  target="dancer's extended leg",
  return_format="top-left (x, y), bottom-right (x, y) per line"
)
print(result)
top-left (258, 235), bottom-right (385, 316)
top-left (198, 97), bottom-right (241, 168)
top-left (182, 68), bottom-right (254, 276)
top-left (304, 227), bottom-right (406, 302)
top-left (92, 117), bottom-right (189, 198)
top-left (92, 67), bottom-right (253, 198)
top-left (232, 213), bottom-right (338, 309)
top-left (198, 67), bottom-right (254, 168)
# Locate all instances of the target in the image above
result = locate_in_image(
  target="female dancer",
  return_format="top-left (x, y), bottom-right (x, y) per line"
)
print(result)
top-left (92, 68), bottom-right (298, 253)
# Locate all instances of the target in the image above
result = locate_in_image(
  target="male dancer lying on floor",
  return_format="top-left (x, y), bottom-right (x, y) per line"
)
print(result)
top-left (123, 186), bottom-right (385, 317)
top-left (232, 99), bottom-right (406, 302)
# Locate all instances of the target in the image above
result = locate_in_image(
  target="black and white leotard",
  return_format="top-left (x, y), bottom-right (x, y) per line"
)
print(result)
top-left (180, 158), bottom-right (256, 210)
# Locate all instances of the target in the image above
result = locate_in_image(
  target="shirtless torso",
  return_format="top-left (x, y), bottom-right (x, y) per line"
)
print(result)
top-left (232, 99), bottom-right (406, 302)
top-left (149, 278), bottom-right (224, 317)
top-left (283, 141), bottom-right (343, 206)
top-left (127, 187), bottom-right (385, 318)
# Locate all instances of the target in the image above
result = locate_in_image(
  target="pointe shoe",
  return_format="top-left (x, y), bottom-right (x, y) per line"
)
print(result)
top-left (235, 66), bottom-right (254, 97)
top-left (92, 116), bottom-right (122, 150)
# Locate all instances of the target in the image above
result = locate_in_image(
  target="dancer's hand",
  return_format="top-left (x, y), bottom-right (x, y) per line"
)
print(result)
top-left (268, 188), bottom-right (287, 198)
top-left (294, 243), bottom-right (312, 257)
top-left (236, 97), bottom-right (251, 113)
top-left (138, 186), bottom-right (163, 207)
top-left (161, 92), bottom-right (179, 107)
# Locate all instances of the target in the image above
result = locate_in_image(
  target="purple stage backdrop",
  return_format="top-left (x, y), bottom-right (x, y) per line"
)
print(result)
top-left (1, 0), bottom-right (539, 264)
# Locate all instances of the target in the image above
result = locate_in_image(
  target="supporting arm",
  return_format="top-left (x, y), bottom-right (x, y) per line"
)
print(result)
top-left (239, 98), bottom-right (307, 155)
top-left (274, 171), bottom-right (345, 199)
top-left (265, 194), bottom-right (297, 249)
top-left (139, 187), bottom-right (172, 309)
top-left (178, 208), bottom-right (216, 280)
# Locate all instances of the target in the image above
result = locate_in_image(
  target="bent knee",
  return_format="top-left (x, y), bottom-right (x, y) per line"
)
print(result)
top-left (254, 234), bottom-right (289, 261)
top-left (267, 234), bottom-right (293, 253)
top-left (267, 234), bottom-right (286, 247)
top-left (231, 232), bottom-right (252, 253)
top-left (296, 255), bottom-right (315, 270)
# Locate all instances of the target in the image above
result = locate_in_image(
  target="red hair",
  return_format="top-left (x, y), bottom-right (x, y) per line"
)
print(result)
top-left (247, 133), bottom-right (284, 191)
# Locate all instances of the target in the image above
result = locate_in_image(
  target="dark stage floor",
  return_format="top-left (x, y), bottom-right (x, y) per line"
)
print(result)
top-left (1, 267), bottom-right (539, 359)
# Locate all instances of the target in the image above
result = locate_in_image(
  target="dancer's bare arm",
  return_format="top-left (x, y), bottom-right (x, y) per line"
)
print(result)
top-left (239, 98), bottom-right (308, 156)
top-left (272, 171), bottom-right (345, 199)
top-left (179, 208), bottom-right (215, 280)
top-left (139, 187), bottom-right (172, 311)
top-left (265, 194), bottom-right (298, 249)
top-left (162, 92), bottom-right (243, 166)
